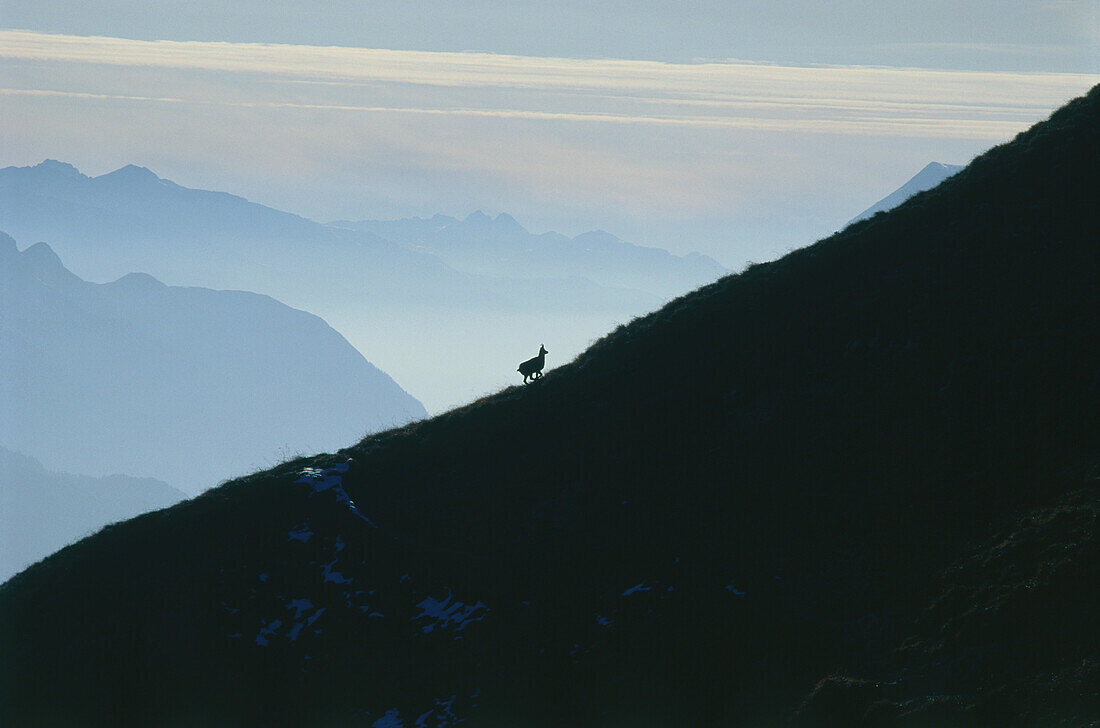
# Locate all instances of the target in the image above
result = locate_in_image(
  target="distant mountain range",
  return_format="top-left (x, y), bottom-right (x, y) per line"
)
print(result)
top-left (1, 84), bottom-right (1094, 727)
top-left (0, 162), bottom-right (723, 410)
top-left (0, 446), bottom-right (187, 582)
top-left (0, 160), bottom-right (722, 303)
top-left (331, 211), bottom-right (726, 300)
top-left (0, 159), bottom-right (385, 290)
top-left (0, 162), bottom-right (677, 323)
top-left (848, 161), bottom-right (964, 224)
top-left (0, 231), bottom-right (425, 493)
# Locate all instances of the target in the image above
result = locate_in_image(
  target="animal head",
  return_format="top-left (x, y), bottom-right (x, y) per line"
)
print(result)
top-left (539, 344), bottom-right (548, 355)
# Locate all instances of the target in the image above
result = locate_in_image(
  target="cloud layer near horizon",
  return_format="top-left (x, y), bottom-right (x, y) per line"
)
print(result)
top-left (2, 30), bottom-right (1093, 138)
top-left (1, 30), bottom-right (1095, 264)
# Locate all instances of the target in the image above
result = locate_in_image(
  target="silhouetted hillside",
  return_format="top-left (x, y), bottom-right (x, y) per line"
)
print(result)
top-left (1, 86), bottom-right (1096, 727)
top-left (792, 485), bottom-right (1098, 727)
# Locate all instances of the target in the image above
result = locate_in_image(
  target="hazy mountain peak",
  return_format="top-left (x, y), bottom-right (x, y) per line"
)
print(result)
top-left (920, 161), bottom-right (953, 173)
top-left (848, 160), bottom-right (964, 224)
top-left (0, 159), bottom-right (87, 183)
top-left (910, 161), bottom-right (963, 184)
top-left (35, 159), bottom-right (83, 177)
top-left (463, 210), bottom-right (491, 224)
top-left (15, 241), bottom-right (81, 288)
top-left (573, 229), bottom-right (619, 244)
top-left (492, 212), bottom-right (526, 232)
top-left (109, 271), bottom-right (168, 291)
top-left (96, 164), bottom-right (162, 183)
top-left (21, 241), bottom-right (65, 271)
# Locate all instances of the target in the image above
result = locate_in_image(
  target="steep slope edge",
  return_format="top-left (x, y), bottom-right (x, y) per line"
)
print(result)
top-left (0, 446), bottom-right (187, 582)
top-left (848, 161), bottom-right (964, 225)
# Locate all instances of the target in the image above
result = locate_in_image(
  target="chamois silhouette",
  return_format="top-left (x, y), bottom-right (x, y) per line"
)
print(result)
top-left (518, 344), bottom-right (548, 383)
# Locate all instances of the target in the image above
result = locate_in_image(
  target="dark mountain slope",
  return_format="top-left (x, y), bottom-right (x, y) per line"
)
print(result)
top-left (792, 482), bottom-right (1099, 727)
top-left (1, 86), bottom-right (1097, 727)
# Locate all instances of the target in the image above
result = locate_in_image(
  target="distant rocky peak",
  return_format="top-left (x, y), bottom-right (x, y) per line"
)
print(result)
top-left (97, 164), bottom-right (162, 183)
top-left (109, 271), bottom-right (168, 292)
top-left (922, 162), bottom-right (957, 173)
top-left (0, 159), bottom-right (87, 181)
top-left (848, 161), bottom-right (965, 225)
top-left (20, 241), bottom-right (74, 283)
top-left (456, 211), bottom-right (529, 235)
top-left (22, 241), bottom-right (63, 266)
top-left (492, 213), bottom-right (527, 233)
top-left (573, 229), bottom-right (620, 245)
top-left (463, 210), bottom-right (492, 225)
top-left (913, 161), bottom-right (963, 182)
top-left (34, 159), bottom-right (84, 177)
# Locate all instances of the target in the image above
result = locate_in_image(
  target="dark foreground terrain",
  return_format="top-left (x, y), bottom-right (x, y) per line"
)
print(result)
top-left (1, 86), bottom-right (1097, 727)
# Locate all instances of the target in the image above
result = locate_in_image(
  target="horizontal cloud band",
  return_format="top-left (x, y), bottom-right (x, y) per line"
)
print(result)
top-left (0, 87), bottom-right (1040, 139)
top-left (1, 30), bottom-right (1095, 138)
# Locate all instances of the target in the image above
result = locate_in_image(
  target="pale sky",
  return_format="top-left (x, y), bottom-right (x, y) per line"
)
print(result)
top-left (1, 2), bottom-right (1097, 264)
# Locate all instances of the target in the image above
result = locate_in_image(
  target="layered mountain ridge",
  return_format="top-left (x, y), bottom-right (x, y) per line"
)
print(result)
top-left (0, 85), bottom-right (1096, 727)
top-left (331, 211), bottom-right (726, 299)
top-left (0, 161), bottom-right (720, 410)
top-left (0, 233), bottom-right (426, 493)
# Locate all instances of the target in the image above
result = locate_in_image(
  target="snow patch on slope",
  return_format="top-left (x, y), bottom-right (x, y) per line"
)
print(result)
top-left (295, 461), bottom-right (377, 527)
top-left (415, 695), bottom-right (462, 727)
top-left (412, 590), bottom-right (489, 637)
top-left (372, 708), bottom-right (404, 728)
top-left (321, 537), bottom-right (354, 585)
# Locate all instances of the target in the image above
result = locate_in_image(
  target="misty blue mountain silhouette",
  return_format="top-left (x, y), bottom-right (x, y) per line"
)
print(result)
top-left (0, 446), bottom-right (186, 582)
top-left (848, 161), bottom-right (964, 224)
top-left (1, 86), bottom-right (1097, 727)
top-left (0, 160), bottom-right (353, 283)
top-left (0, 161), bottom-right (713, 410)
top-left (331, 211), bottom-right (726, 299)
top-left (0, 160), bottom-right (700, 307)
top-left (0, 231), bottom-right (426, 493)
